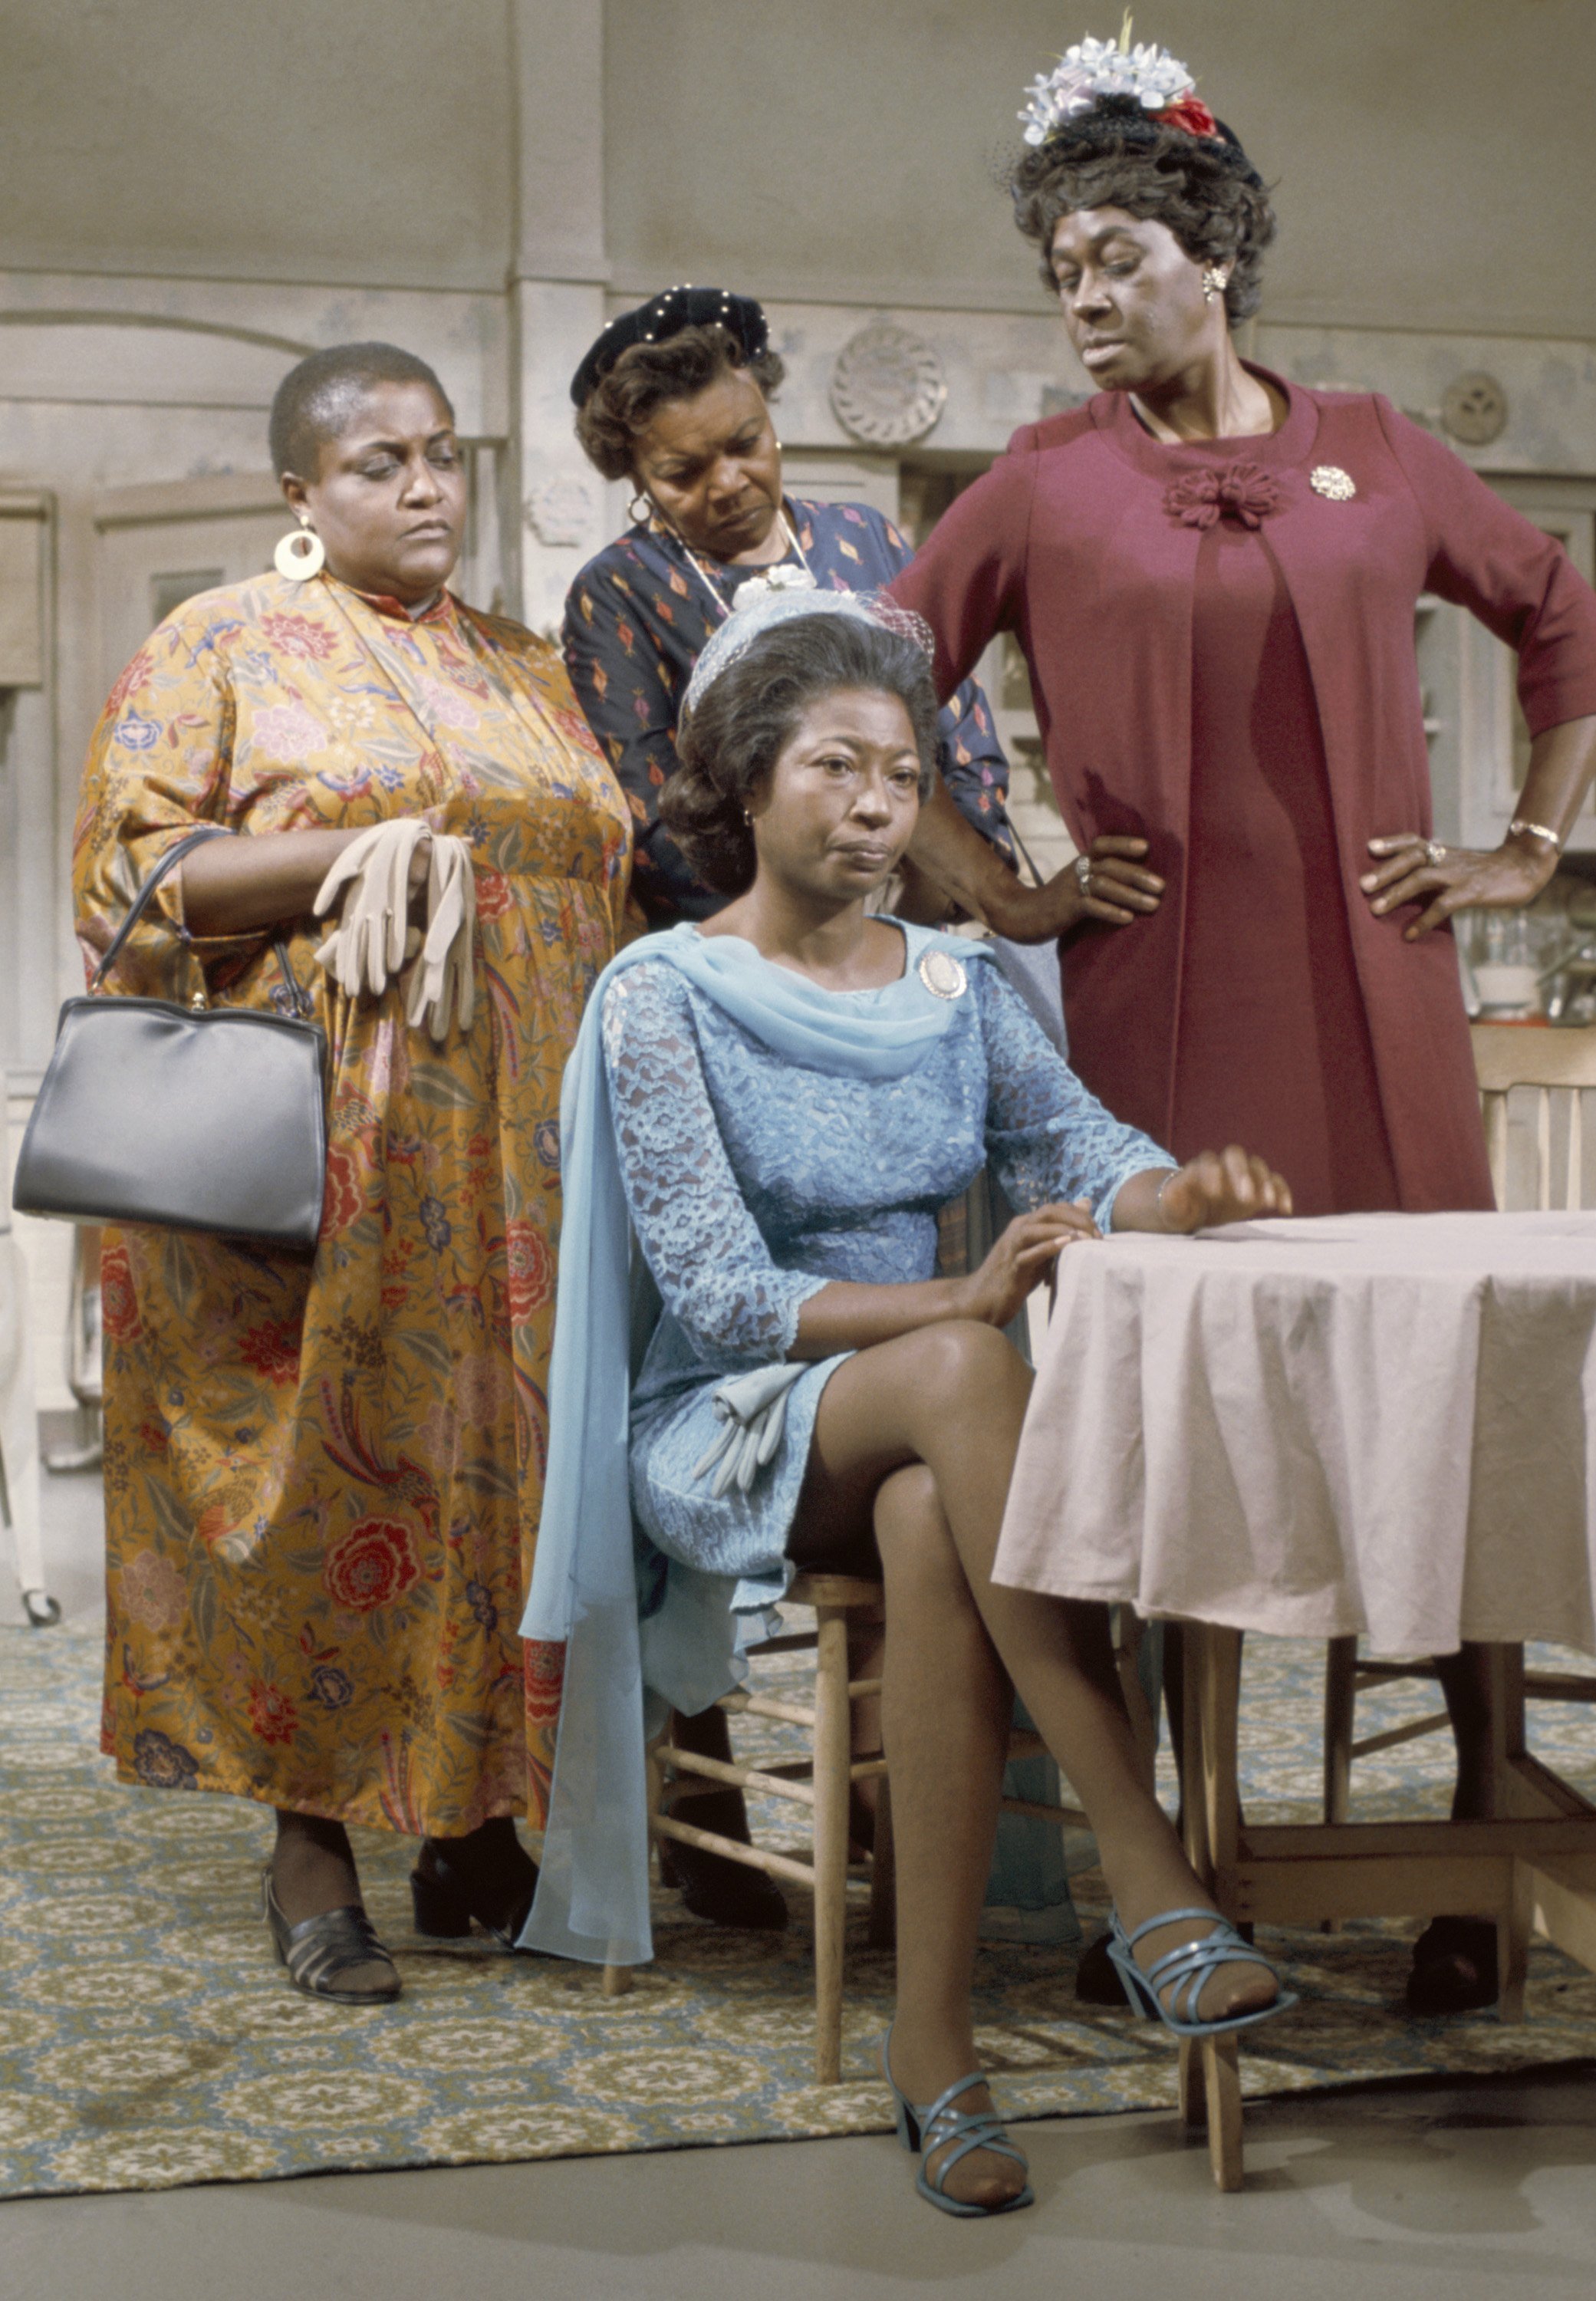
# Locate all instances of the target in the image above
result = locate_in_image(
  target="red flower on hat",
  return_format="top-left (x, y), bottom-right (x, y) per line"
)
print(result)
top-left (1160, 95), bottom-right (1218, 137)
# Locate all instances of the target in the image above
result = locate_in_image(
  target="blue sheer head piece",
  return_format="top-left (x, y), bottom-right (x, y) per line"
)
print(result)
top-left (683, 579), bottom-right (936, 718)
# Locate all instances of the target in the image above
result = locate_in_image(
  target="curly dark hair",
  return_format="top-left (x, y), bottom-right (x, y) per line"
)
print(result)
top-left (1010, 103), bottom-right (1275, 326)
top-left (664, 614), bottom-right (941, 897)
top-left (574, 324), bottom-right (786, 482)
top-left (268, 342), bottom-right (454, 480)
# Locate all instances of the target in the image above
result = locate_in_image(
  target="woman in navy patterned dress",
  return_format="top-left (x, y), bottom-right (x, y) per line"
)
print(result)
top-left (564, 287), bottom-right (1035, 928)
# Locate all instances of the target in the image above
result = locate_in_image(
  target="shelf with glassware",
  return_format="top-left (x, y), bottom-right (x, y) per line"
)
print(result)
top-left (1420, 479), bottom-right (1596, 1021)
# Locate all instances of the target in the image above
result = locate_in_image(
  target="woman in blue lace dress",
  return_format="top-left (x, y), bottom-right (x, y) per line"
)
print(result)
top-left (522, 591), bottom-right (1295, 2217)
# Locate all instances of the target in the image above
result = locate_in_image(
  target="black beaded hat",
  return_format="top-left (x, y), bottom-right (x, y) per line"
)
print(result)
top-left (569, 286), bottom-right (770, 409)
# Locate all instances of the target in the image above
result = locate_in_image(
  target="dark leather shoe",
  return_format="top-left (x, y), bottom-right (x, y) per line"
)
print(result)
top-left (1407, 1915), bottom-right (1498, 2014)
top-left (262, 1869), bottom-right (401, 2003)
top-left (410, 1838), bottom-right (538, 1948)
top-left (658, 1832), bottom-right (788, 1931)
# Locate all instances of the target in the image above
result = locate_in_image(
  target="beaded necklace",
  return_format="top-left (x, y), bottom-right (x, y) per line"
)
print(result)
top-left (647, 503), bottom-right (814, 624)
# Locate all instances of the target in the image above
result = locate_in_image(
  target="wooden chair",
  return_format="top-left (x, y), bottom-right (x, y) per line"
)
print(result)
top-left (604, 1570), bottom-right (1148, 2083)
top-left (1322, 1023), bottom-right (1596, 1824)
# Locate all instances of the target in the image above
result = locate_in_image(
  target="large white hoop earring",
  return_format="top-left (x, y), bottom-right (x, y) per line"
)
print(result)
top-left (275, 520), bottom-right (325, 581)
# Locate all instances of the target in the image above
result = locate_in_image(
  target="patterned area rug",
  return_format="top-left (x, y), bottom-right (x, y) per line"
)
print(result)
top-left (4, 1622), bottom-right (1596, 2197)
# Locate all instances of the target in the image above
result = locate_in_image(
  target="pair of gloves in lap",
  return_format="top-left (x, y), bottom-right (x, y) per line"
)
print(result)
top-left (311, 818), bottom-right (475, 1043)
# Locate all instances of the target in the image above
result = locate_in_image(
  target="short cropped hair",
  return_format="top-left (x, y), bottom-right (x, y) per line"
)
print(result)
top-left (574, 324), bottom-right (785, 482)
top-left (665, 614), bottom-right (941, 897)
top-left (1010, 114), bottom-right (1275, 327)
top-left (268, 342), bottom-right (456, 480)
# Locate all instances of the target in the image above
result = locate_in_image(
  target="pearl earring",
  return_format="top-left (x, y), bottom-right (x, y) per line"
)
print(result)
top-left (1201, 266), bottom-right (1228, 304)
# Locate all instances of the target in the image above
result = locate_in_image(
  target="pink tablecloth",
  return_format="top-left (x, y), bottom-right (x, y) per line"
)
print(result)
top-left (995, 1212), bottom-right (1596, 1657)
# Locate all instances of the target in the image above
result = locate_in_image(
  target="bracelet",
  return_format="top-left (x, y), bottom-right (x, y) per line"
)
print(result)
top-left (1155, 1169), bottom-right (1181, 1230)
top-left (1508, 815), bottom-right (1564, 853)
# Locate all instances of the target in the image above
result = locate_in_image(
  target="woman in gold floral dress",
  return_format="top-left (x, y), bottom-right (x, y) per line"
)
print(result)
top-left (74, 343), bottom-right (630, 2000)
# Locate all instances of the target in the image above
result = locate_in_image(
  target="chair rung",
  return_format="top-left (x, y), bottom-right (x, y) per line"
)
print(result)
top-left (1350, 1710), bottom-right (1451, 1759)
top-left (1354, 1663), bottom-right (1437, 1689)
top-left (652, 1814), bottom-right (817, 1888)
top-left (999, 1795), bottom-right (1089, 1828)
top-left (1525, 1673), bottom-right (1596, 1702)
top-left (657, 1744), bottom-right (815, 1806)
top-left (719, 1690), bottom-right (817, 1729)
top-left (847, 1678), bottom-right (883, 1700)
top-left (742, 1631), bottom-right (820, 1657)
top-left (850, 1757), bottom-right (889, 1783)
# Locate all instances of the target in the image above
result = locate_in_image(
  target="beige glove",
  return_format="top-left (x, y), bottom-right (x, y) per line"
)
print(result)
top-left (403, 834), bottom-right (476, 1043)
top-left (313, 818), bottom-right (432, 999)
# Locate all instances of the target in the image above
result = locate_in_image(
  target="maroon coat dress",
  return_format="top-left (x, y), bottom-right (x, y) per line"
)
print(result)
top-left (893, 370), bottom-right (1596, 1213)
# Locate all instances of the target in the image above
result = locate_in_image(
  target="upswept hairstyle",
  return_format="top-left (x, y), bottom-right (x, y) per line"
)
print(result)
top-left (574, 324), bottom-right (786, 482)
top-left (1010, 104), bottom-right (1275, 327)
top-left (268, 342), bottom-right (455, 480)
top-left (664, 614), bottom-right (941, 897)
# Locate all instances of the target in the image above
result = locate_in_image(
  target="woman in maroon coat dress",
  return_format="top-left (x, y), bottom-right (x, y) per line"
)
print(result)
top-left (893, 34), bottom-right (1596, 2010)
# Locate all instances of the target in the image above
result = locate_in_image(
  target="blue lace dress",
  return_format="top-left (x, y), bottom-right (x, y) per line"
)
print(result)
top-left (600, 924), bottom-right (1167, 1597)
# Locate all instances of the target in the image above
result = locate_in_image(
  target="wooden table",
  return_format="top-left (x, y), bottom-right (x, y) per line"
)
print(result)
top-left (997, 1212), bottom-right (1596, 2190)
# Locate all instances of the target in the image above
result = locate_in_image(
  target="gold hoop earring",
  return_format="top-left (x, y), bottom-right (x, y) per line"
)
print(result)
top-left (275, 518), bottom-right (325, 581)
top-left (1201, 266), bottom-right (1228, 305)
top-left (628, 491), bottom-right (652, 525)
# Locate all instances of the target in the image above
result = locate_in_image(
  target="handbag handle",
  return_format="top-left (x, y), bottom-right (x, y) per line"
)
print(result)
top-left (90, 825), bottom-right (313, 1019)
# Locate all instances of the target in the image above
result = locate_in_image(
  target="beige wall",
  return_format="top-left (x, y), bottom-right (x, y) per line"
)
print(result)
top-left (1, 2), bottom-right (1590, 337)
top-left (605, 0), bottom-right (1596, 337)
top-left (0, 0), bottom-right (514, 288)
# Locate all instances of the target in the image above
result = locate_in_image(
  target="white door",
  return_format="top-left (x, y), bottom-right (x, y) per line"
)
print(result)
top-left (94, 473), bottom-right (287, 696)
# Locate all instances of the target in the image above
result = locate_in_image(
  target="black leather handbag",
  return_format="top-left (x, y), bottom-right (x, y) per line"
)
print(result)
top-left (12, 829), bottom-right (328, 1250)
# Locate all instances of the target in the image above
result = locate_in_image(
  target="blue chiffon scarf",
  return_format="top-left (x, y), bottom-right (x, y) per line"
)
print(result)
top-left (518, 920), bottom-right (993, 1967)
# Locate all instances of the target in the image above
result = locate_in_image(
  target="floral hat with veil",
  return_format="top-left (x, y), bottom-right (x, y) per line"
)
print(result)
top-left (1018, 15), bottom-right (1262, 185)
top-left (682, 572), bottom-right (936, 717)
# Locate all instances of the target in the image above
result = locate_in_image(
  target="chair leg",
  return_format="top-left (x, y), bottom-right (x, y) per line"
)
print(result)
top-left (811, 1603), bottom-right (852, 2084)
top-left (1202, 2036), bottom-right (1245, 2191)
top-left (1322, 1635), bottom-right (1357, 1828)
top-left (1499, 1857), bottom-right (1532, 2023)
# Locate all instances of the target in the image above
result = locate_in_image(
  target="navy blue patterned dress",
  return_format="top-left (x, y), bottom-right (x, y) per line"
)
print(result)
top-left (564, 498), bottom-right (1012, 923)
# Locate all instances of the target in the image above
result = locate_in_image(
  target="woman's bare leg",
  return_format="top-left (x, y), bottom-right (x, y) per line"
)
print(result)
top-left (870, 1464), bottom-right (1017, 2206)
top-left (795, 1322), bottom-right (1278, 2061)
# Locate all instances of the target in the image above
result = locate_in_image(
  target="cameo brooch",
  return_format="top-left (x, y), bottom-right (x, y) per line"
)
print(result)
top-left (1310, 465), bottom-right (1357, 502)
top-left (917, 948), bottom-right (968, 1000)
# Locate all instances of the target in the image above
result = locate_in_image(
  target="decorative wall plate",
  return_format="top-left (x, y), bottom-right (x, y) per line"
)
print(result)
top-left (1440, 372), bottom-right (1509, 448)
top-left (830, 323), bottom-right (947, 448)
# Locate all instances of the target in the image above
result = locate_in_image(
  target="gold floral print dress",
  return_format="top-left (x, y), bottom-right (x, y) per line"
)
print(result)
top-left (73, 570), bottom-right (630, 1834)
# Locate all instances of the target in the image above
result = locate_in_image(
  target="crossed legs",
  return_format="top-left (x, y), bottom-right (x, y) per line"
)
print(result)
top-left (791, 1318), bottom-right (1279, 2209)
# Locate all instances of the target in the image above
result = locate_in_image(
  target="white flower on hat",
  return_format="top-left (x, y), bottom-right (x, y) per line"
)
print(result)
top-left (1020, 28), bottom-right (1198, 146)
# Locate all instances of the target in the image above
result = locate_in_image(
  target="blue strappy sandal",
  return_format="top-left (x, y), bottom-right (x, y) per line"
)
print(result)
top-left (1106, 1905), bottom-right (1297, 2037)
top-left (880, 2028), bottom-right (1035, 2218)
